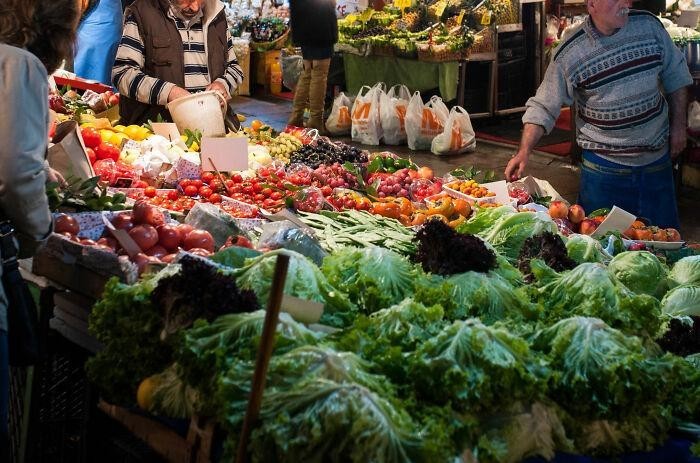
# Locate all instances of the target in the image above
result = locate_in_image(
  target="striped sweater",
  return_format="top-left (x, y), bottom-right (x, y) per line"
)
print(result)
top-left (112, 0), bottom-right (243, 106)
top-left (523, 11), bottom-right (692, 165)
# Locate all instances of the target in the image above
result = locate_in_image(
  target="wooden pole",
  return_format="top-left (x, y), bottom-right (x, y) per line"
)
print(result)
top-left (235, 253), bottom-right (290, 463)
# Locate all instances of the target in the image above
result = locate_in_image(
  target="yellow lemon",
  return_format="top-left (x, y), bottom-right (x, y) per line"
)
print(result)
top-left (80, 122), bottom-right (96, 129)
top-left (136, 376), bottom-right (158, 411)
top-left (99, 129), bottom-right (114, 143)
top-left (136, 126), bottom-right (151, 141)
top-left (180, 134), bottom-right (188, 143)
top-left (123, 125), bottom-right (143, 140)
top-left (113, 124), bottom-right (127, 133)
top-left (189, 141), bottom-right (199, 152)
top-left (109, 132), bottom-right (129, 147)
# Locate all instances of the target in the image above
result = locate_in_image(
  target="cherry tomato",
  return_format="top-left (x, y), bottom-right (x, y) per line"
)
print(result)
top-left (144, 186), bottom-right (157, 198)
top-left (231, 173), bottom-right (243, 183)
top-left (80, 127), bottom-right (102, 149)
top-left (201, 172), bottom-right (216, 184)
top-left (95, 142), bottom-right (120, 162)
top-left (86, 147), bottom-right (97, 164)
top-left (190, 179), bottom-right (203, 189)
top-left (270, 191), bottom-right (283, 201)
top-left (199, 186), bottom-right (213, 198)
top-left (184, 185), bottom-right (199, 197)
top-left (167, 190), bottom-right (179, 201)
top-left (209, 193), bottom-right (222, 203)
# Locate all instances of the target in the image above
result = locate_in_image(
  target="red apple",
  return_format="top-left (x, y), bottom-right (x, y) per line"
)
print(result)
top-left (567, 204), bottom-right (586, 224)
top-left (548, 200), bottom-right (569, 220)
top-left (579, 218), bottom-right (599, 235)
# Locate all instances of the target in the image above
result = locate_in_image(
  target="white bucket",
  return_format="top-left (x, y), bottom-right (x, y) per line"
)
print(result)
top-left (166, 90), bottom-right (227, 137)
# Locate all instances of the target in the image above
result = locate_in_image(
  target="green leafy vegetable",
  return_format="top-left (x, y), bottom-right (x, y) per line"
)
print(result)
top-left (233, 249), bottom-right (355, 325)
top-left (409, 319), bottom-right (548, 413)
top-left (321, 246), bottom-right (418, 314)
top-left (565, 233), bottom-right (612, 264)
top-left (531, 317), bottom-right (680, 420)
top-left (607, 251), bottom-right (668, 298)
top-left (661, 284), bottom-right (700, 317)
top-left (517, 232), bottom-right (576, 283)
top-left (668, 256), bottom-right (700, 288)
top-left (529, 260), bottom-right (662, 336)
top-left (87, 276), bottom-right (172, 406)
top-left (248, 378), bottom-right (427, 463)
top-left (149, 363), bottom-right (200, 418)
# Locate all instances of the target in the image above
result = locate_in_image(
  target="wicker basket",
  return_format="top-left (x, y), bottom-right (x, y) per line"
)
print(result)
top-left (469, 27), bottom-right (495, 55)
top-left (251, 29), bottom-right (290, 52)
top-left (416, 43), bottom-right (469, 62)
top-left (371, 43), bottom-right (396, 57)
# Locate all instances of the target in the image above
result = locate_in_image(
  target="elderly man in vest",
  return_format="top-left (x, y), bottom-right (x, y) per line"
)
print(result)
top-left (112, 0), bottom-right (244, 125)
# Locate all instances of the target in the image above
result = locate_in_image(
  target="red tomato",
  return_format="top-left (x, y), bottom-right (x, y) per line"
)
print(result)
top-left (80, 127), bottom-right (102, 149)
top-left (201, 172), bottom-right (215, 184)
top-left (167, 190), bottom-right (179, 201)
top-left (209, 193), bottom-right (222, 203)
top-left (183, 229), bottom-right (215, 252)
top-left (129, 224), bottom-right (159, 251)
top-left (261, 187), bottom-right (273, 197)
top-left (190, 179), bottom-right (203, 189)
top-left (251, 182), bottom-right (263, 193)
top-left (179, 179), bottom-right (192, 189)
top-left (198, 186), bottom-right (213, 198)
top-left (231, 173), bottom-right (243, 183)
top-left (54, 213), bottom-right (80, 235)
top-left (184, 185), bottom-right (199, 197)
top-left (144, 186), bottom-right (157, 198)
top-left (176, 224), bottom-right (194, 243)
top-left (270, 191), bottom-right (283, 201)
top-left (86, 147), bottom-right (97, 164)
top-left (95, 142), bottom-right (120, 161)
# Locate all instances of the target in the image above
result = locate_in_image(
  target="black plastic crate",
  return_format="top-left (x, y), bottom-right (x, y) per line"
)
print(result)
top-left (497, 58), bottom-right (529, 110)
top-left (9, 330), bottom-right (93, 463)
top-left (497, 31), bottom-right (526, 62)
top-left (461, 61), bottom-right (492, 114)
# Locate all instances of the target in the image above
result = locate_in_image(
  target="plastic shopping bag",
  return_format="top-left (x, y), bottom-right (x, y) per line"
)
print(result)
top-left (688, 100), bottom-right (700, 135)
top-left (405, 92), bottom-right (449, 151)
top-left (326, 92), bottom-right (353, 135)
top-left (380, 84), bottom-right (411, 145)
top-left (281, 49), bottom-right (304, 91)
top-left (431, 106), bottom-right (476, 155)
top-left (351, 84), bottom-right (383, 145)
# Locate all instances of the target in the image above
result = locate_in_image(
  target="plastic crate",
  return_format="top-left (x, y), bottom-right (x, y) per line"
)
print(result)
top-left (10, 330), bottom-right (93, 463)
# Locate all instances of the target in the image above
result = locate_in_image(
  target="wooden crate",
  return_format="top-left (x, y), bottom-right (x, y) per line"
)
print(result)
top-left (32, 234), bottom-right (137, 300)
top-left (98, 401), bottom-right (216, 463)
top-left (253, 50), bottom-right (281, 87)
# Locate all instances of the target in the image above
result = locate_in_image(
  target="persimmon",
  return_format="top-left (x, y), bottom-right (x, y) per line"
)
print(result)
top-left (651, 228), bottom-right (668, 242)
top-left (634, 228), bottom-right (653, 241)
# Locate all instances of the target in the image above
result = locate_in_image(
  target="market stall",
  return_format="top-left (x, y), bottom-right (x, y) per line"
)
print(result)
top-left (9, 71), bottom-right (700, 463)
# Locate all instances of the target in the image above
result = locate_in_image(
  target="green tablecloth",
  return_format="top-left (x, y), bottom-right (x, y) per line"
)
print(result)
top-left (343, 54), bottom-right (459, 102)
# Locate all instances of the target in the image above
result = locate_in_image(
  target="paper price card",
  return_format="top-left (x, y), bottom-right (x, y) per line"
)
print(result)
top-left (395, 0), bottom-right (412, 10)
top-left (433, 0), bottom-right (447, 17)
top-left (481, 10), bottom-right (492, 25)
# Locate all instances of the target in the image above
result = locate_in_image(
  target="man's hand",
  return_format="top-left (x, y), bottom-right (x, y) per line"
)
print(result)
top-left (46, 167), bottom-right (66, 186)
top-left (669, 124), bottom-right (687, 160)
top-left (205, 81), bottom-right (229, 108)
top-left (504, 152), bottom-right (529, 181)
top-left (167, 86), bottom-right (191, 103)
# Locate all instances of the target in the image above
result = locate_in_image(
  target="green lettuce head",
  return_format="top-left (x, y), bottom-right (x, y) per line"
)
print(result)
top-left (668, 256), bottom-right (700, 288)
top-left (607, 251), bottom-right (668, 298)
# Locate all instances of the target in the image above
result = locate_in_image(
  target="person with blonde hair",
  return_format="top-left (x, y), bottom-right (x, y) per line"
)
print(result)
top-left (0, 0), bottom-right (82, 457)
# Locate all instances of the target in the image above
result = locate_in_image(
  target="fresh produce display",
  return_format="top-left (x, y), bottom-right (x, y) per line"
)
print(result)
top-left (36, 107), bottom-right (700, 463)
top-left (289, 138), bottom-right (368, 168)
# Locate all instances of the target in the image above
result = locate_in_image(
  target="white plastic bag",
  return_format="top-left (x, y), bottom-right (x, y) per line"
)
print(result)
top-left (431, 106), bottom-right (476, 155)
top-left (325, 92), bottom-right (353, 135)
top-left (351, 84), bottom-right (383, 145)
top-left (688, 100), bottom-right (700, 133)
top-left (380, 84), bottom-right (411, 145)
top-left (405, 92), bottom-right (449, 151)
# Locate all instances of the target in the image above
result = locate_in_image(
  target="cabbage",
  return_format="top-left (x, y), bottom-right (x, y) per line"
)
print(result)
top-left (321, 246), bottom-right (418, 314)
top-left (565, 233), bottom-right (612, 264)
top-left (529, 260), bottom-right (662, 336)
top-left (669, 256), bottom-right (700, 288)
top-left (607, 251), bottom-right (668, 298)
top-left (661, 285), bottom-right (700, 317)
top-left (457, 205), bottom-right (515, 235)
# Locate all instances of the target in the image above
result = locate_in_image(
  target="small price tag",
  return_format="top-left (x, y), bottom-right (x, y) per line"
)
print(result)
top-left (359, 8), bottom-right (375, 23)
top-left (457, 9), bottom-right (466, 25)
top-left (395, 0), bottom-right (412, 9)
top-left (434, 0), bottom-right (447, 18)
top-left (345, 13), bottom-right (358, 23)
top-left (481, 10), bottom-right (492, 25)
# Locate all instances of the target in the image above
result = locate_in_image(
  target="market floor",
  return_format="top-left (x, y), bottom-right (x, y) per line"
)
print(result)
top-left (231, 94), bottom-right (700, 242)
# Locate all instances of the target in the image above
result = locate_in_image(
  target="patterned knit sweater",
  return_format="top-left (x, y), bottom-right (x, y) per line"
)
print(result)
top-left (522, 11), bottom-right (692, 165)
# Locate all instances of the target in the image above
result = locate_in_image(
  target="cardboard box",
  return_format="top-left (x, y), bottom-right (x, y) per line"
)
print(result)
top-left (253, 50), bottom-right (281, 88)
top-left (236, 51), bottom-right (251, 96)
top-left (32, 234), bottom-right (138, 299)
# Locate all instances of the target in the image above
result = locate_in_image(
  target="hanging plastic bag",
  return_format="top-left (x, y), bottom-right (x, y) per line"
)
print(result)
top-left (325, 92), bottom-right (353, 135)
top-left (380, 84), bottom-right (411, 145)
top-left (688, 100), bottom-right (700, 135)
top-left (281, 48), bottom-right (303, 91)
top-left (431, 106), bottom-right (476, 155)
top-left (351, 84), bottom-right (383, 145)
top-left (405, 92), bottom-right (449, 151)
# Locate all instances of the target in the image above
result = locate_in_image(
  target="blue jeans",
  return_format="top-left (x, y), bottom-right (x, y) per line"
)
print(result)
top-left (579, 150), bottom-right (680, 229)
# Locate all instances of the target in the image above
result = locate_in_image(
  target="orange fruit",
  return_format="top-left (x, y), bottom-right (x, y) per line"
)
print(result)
top-left (250, 119), bottom-right (263, 131)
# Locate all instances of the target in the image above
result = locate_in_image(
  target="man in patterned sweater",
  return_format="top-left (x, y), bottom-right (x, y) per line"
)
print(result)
top-left (112, 0), bottom-right (244, 125)
top-left (505, 0), bottom-right (692, 228)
